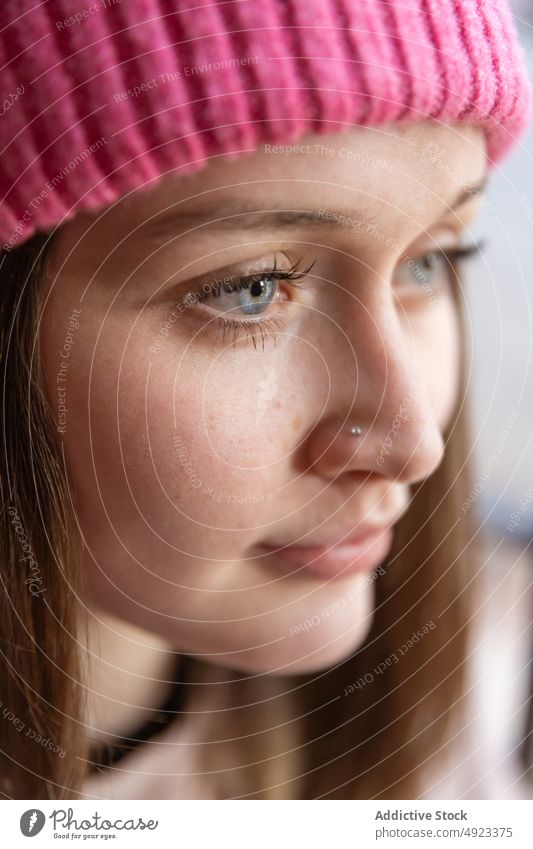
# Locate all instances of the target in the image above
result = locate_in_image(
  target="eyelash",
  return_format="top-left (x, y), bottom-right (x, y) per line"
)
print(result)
top-left (177, 255), bottom-right (315, 350)
top-left (194, 254), bottom-right (314, 300)
top-left (177, 240), bottom-right (486, 349)
top-left (419, 239), bottom-right (486, 271)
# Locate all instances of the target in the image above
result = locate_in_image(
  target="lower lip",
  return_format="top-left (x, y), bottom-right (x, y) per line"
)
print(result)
top-left (257, 527), bottom-right (394, 581)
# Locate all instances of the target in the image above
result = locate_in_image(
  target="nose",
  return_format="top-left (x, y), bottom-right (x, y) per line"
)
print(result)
top-left (304, 292), bottom-right (446, 484)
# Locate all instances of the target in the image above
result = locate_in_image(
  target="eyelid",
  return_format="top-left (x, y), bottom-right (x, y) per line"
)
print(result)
top-left (166, 252), bottom-right (316, 350)
top-left (180, 250), bottom-right (294, 294)
top-left (404, 222), bottom-right (482, 260)
top-left (430, 191), bottom-right (487, 233)
top-left (178, 253), bottom-right (315, 307)
top-left (392, 238), bottom-right (486, 291)
top-left (439, 238), bottom-right (487, 264)
top-left (403, 237), bottom-right (486, 267)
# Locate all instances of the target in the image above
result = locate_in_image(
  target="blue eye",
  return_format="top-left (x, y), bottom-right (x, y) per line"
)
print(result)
top-left (234, 274), bottom-right (277, 315)
top-left (395, 250), bottom-right (448, 291)
top-left (396, 241), bottom-right (485, 292)
top-left (182, 256), bottom-right (314, 319)
top-left (173, 255), bottom-right (315, 350)
top-left (419, 252), bottom-right (445, 272)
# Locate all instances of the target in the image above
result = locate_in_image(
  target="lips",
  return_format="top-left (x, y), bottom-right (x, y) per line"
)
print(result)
top-left (256, 524), bottom-right (394, 580)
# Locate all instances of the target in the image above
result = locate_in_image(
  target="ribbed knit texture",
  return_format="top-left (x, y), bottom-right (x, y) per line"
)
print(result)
top-left (0, 0), bottom-right (530, 249)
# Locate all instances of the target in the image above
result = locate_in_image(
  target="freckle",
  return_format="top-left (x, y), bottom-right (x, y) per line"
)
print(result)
top-left (292, 415), bottom-right (301, 431)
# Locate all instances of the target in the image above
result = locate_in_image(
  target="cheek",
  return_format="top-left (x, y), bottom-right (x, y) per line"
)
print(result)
top-left (43, 307), bottom-right (308, 545)
top-left (155, 334), bottom-right (317, 499)
top-left (191, 346), bottom-right (292, 464)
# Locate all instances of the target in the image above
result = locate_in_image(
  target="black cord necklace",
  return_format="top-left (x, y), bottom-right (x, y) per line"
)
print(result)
top-left (87, 653), bottom-right (190, 773)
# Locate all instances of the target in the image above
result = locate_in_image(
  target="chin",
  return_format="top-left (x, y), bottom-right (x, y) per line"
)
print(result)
top-left (201, 599), bottom-right (375, 675)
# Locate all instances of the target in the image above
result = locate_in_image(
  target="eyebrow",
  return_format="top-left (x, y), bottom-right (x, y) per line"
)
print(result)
top-left (148, 176), bottom-right (488, 240)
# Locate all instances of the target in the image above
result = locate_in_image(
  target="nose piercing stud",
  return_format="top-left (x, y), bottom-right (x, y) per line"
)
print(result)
top-left (349, 424), bottom-right (364, 436)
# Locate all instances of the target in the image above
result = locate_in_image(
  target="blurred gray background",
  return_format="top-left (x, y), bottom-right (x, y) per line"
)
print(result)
top-left (466, 2), bottom-right (533, 539)
top-left (457, 2), bottom-right (533, 801)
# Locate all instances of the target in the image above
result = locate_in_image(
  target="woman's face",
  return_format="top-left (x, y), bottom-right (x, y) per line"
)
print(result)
top-left (40, 121), bottom-right (486, 673)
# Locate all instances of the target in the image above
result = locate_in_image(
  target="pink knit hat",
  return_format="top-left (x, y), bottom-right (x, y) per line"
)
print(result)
top-left (0, 0), bottom-right (530, 250)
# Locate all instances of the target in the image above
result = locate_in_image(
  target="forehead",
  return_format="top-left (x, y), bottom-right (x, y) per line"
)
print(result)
top-left (52, 121), bottom-right (487, 269)
top-left (117, 120), bottom-right (486, 234)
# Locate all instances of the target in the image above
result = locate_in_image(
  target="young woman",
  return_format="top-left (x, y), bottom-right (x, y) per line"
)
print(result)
top-left (0, 0), bottom-right (530, 800)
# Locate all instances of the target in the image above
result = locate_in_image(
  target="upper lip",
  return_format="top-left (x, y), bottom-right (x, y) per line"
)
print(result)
top-left (257, 521), bottom-right (395, 551)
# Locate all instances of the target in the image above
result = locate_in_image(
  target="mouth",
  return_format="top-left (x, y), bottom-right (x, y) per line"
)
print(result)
top-left (255, 524), bottom-right (395, 581)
